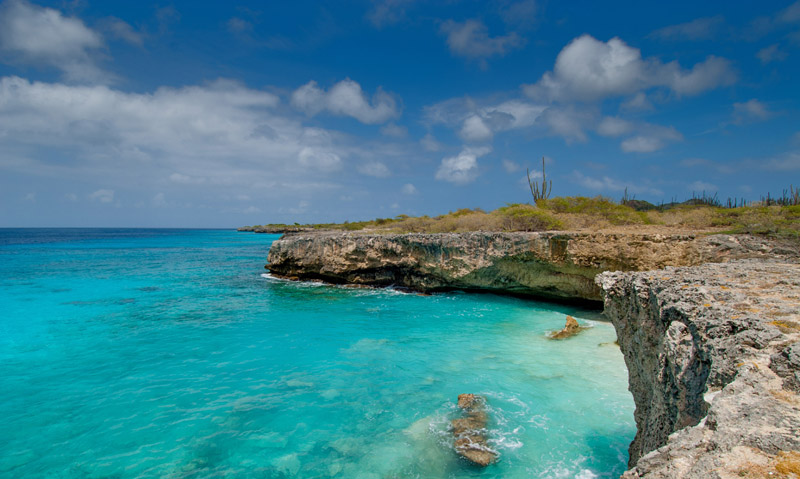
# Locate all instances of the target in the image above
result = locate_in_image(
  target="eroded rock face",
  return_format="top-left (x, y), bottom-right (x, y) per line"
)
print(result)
top-left (598, 260), bottom-right (800, 478)
top-left (452, 394), bottom-right (496, 467)
top-left (266, 232), bottom-right (789, 303)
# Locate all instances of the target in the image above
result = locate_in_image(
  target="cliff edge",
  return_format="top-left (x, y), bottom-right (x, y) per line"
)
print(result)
top-left (598, 260), bottom-right (800, 478)
top-left (266, 231), bottom-right (790, 303)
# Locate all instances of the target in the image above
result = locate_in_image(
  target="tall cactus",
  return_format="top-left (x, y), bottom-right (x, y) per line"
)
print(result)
top-left (527, 156), bottom-right (552, 202)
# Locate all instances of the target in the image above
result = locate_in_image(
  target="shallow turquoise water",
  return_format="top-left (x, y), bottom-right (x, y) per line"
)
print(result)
top-left (0, 229), bottom-right (635, 478)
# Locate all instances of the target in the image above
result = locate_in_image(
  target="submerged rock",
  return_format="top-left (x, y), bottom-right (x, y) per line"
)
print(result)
top-left (451, 394), bottom-right (496, 467)
top-left (549, 315), bottom-right (585, 340)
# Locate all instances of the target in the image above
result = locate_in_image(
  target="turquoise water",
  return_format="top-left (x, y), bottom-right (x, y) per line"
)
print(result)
top-left (0, 229), bottom-right (635, 478)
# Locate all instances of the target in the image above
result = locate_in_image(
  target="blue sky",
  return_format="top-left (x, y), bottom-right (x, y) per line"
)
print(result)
top-left (0, 0), bottom-right (798, 227)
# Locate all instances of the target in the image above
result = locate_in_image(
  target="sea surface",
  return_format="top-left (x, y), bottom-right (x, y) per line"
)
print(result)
top-left (0, 228), bottom-right (635, 478)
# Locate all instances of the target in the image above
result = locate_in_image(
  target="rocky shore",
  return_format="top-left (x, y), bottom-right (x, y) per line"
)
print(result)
top-left (598, 260), bottom-right (800, 478)
top-left (263, 230), bottom-right (799, 477)
top-left (266, 231), bottom-right (792, 303)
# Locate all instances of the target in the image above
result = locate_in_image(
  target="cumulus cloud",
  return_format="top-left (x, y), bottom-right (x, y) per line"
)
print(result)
top-left (357, 161), bottom-right (391, 177)
top-left (0, 76), bottom-right (357, 193)
top-left (88, 188), bottom-right (114, 203)
top-left (297, 147), bottom-right (342, 171)
top-left (733, 99), bottom-right (772, 124)
top-left (596, 116), bottom-right (633, 137)
top-left (756, 44), bottom-right (787, 63)
top-left (523, 34), bottom-right (736, 102)
top-left (425, 97), bottom-right (545, 141)
top-left (435, 146), bottom-right (490, 185)
top-left (0, 0), bottom-right (109, 82)
top-left (620, 126), bottom-right (682, 153)
top-left (420, 133), bottom-right (442, 152)
top-left (380, 123), bottom-right (407, 138)
top-left (460, 114), bottom-right (493, 142)
top-left (99, 17), bottom-right (143, 46)
top-left (401, 183), bottom-right (417, 194)
top-left (440, 19), bottom-right (523, 67)
top-left (539, 106), bottom-right (594, 142)
top-left (291, 79), bottom-right (400, 124)
top-left (502, 159), bottom-right (521, 173)
top-left (649, 16), bottom-right (724, 41)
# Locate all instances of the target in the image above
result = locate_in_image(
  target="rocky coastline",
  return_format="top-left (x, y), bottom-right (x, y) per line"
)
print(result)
top-left (263, 230), bottom-right (799, 477)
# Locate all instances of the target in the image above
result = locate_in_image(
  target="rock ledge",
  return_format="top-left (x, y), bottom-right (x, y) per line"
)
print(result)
top-left (598, 260), bottom-right (800, 478)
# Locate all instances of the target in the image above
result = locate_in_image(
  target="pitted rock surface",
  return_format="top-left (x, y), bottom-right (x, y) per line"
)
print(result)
top-left (598, 260), bottom-right (800, 478)
top-left (266, 232), bottom-right (794, 303)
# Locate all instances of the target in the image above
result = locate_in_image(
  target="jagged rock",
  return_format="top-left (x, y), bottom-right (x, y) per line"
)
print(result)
top-left (452, 394), bottom-right (496, 467)
top-left (266, 231), bottom-right (794, 303)
top-left (598, 260), bottom-right (800, 478)
top-left (549, 315), bottom-right (585, 339)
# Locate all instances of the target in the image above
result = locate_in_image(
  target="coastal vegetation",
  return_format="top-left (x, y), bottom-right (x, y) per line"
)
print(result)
top-left (244, 190), bottom-right (800, 240)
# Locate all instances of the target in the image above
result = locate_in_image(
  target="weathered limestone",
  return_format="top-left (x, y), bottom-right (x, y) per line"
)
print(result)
top-left (598, 260), bottom-right (800, 478)
top-left (452, 394), bottom-right (496, 467)
top-left (266, 231), bottom-right (791, 303)
top-left (549, 315), bottom-right (586, 339)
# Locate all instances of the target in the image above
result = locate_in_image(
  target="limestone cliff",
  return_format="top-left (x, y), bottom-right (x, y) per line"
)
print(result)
top-left (266, 231), bottom-right (788, 303)
top-left (598, 261), bottom-right (800, 478)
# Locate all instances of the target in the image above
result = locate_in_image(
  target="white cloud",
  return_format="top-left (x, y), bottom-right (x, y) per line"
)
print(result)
top-left (688, 180), bottom-right (717, 192)
top-left (380, 123), bottom-right (407, 138)
top-left (435, 146), bottom-right (490, 184)
top-left (297, 147), bottom-right (342, 171)
top-left (64, 192), bottom-right (77, 201)
top-left (596, 116), bottom-right (633, 137)
top-left (523, 34), bottom-right (736, 102)
top-left (100, 17), bottom-right (143, 46)
top-left (89, 188), bottom-right (114, 203)
top-left (0, 76), bottom-right (356, 194)
top-left (440, 19), bottom-right (523, 67)
top-left (401, 183), bottom-right (417, 194)
top-left (459, 114), bottom-right (493, 142)
top-left (366, 0), bottom-right (415, 28)
top-left (425, 97), bottom-right (545, 141)
top-left (357, 161), bottom-right (391, 177)
top-left (291, 79), bottom-right (400, 124)
top-left (733, 99), bottom-right (772, 124)
top-left (756, 44), bottom-right (786, 63)
top-left (620, 125), bottom-right (682, 153)
top-left (420, 133), bottom-right (443, 151)
top-left (649, 16), bottom-right (724, 41)
top-left (499, 0), bottom-right (537, 29)
top-left (540, 106), bottom-right (594, 142)
top-left (621, 92), bottom-right (653, 111)
top-left (502, 159), bottom-right (521, 173)
top-left (0, 0), bottom-right (109, 83)
top-left (570, 171), bottom-right (663, 196)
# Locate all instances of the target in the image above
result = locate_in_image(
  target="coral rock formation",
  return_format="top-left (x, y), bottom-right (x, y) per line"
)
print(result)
top-left (452, 394), bottom-right (496, 467)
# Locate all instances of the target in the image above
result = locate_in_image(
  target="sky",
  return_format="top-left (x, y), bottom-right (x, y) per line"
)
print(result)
top-left (0, 0), bottom-right (799, 227)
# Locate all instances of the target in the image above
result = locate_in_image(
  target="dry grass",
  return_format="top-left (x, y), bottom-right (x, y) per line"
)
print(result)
top-left (770, 320), bottom-right (800, 333)
top-left (776, 451), bottom-right (800, 476)
top-left (247, 197), bottom-right (800, 239)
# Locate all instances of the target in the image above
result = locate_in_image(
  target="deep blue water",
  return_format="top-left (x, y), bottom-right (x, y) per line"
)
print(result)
top-left (0, 228), bottom-right (635, 478)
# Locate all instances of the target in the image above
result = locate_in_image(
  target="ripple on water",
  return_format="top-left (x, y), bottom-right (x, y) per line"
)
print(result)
top-left (0, 229), bottom-right (635, 478)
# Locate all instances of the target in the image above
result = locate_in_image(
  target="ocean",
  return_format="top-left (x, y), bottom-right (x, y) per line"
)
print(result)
top-left (0, 228), bottom-right (635, 478)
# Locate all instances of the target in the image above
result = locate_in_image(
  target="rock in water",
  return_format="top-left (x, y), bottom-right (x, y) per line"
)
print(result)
top-left (549, 315), bottom-right (584, 339)
top-left (451, 394), bottom-right (496, 467)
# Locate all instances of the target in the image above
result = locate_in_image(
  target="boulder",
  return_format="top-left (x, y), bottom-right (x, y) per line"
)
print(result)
top-left (549, 315), bottom-right (584, 340)
top-left (451, 394), bottom-right (497, 467)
